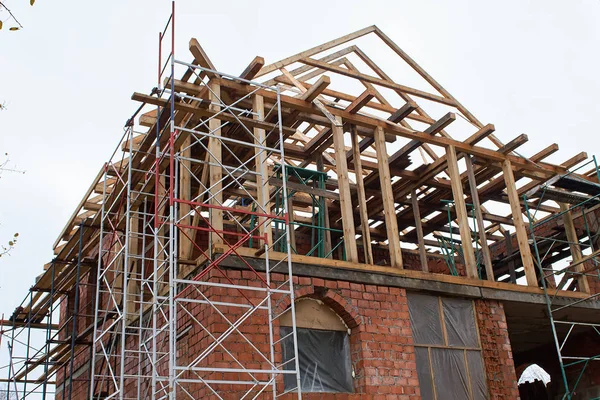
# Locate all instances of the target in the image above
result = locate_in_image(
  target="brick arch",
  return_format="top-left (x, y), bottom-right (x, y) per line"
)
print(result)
top-left (278, 284), bottom-right (362, 329)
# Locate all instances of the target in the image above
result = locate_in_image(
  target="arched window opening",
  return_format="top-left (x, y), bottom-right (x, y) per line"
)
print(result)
top-left (280, 298), bottom-right (353, 393)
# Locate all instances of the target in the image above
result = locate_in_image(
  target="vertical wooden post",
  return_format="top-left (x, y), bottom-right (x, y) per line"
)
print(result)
top-left (208, 81), bottom-right (223, 248)
top-left (560, 203), bottom-right (590, 293)
top-left (465, 156), bottom-right (494, 281)
top-left (502, 159), bottom-right (537, 286)
top-left (187, 152), bottom-right (210, 260)
top-left (374, 126), bottom-right (403, 268)
top-left (253, 94), bottom-right (273, 250)
top-left (316, 155), bottom-right (332, 258)
top-left (504, 231), bottom-right (517, 284)
top-left (411, 190), bottom-right (428, 272)
top-left (179, 135), bottom-right (192, 259)
top-left (126, 211), bottom-right (140, 320)
top-left (350, 125), bottom-right (373, 264)
top-left (446, 145), bottom-right (477, 278)
top-left (331, 116), bottom-right (359, 263)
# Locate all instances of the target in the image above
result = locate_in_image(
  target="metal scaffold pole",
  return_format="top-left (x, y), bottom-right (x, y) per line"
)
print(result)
top-left (523, 156), bottom-right (600, 400)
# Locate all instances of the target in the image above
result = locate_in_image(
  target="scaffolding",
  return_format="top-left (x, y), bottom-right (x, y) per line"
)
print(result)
top-left (524, 157), bottom-right (600, 400)
top-left (88, 5), bottom-right (302, 399)
top-left (5, 7), bottom-right (600, 400)
top-left (2, 4), bottom-right (303, 399)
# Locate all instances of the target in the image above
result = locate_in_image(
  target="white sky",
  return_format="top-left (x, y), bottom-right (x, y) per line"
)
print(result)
top-left (1, 0), bottom-right (600, 379)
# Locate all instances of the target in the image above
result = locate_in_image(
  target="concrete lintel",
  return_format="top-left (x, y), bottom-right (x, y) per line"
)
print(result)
top-left (219, 255), bottom-right (600, 311)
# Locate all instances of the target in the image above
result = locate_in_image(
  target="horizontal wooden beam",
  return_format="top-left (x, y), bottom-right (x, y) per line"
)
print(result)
top-left (300, 75), bottom-right (330, 102)
top-left (301, 57), bottom-right (456, 106)
top-left (239, 56), bottom-right (265, 81)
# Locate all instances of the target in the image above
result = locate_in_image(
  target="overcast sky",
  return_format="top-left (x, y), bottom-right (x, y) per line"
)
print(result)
top-left (1, 0), bottom-right (600, 375)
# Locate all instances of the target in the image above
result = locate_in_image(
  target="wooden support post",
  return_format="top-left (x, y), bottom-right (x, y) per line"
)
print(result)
top-left (126, 211), bottom-right (140, 320)
top-left (374, 126), bottom-right (403, 268)
top-left (411, 190), bottom-right (428, 272)
top-left (465, 156), bottom-right (494, 281)
top-left (331, 116), bottom-right (359, 263)
top-left (253, 94), bottom-right (273, 252)
top-left (157, 173), bottom-right (167, 291)
top-left (187, 152), bottom-right (210, 260)
top-left (502, 159), bottom-right (537, 286)
top-left (504, 231), bottom-right (517, 284)
top-left (208, 81), bottom-right (223, 248)
top-left (316, 155), bottom-right (332, 258)
top-left (179, 135), bottom-right (192, 259)
top-left (559, 203), bottom-right (590, 293)
top-left (350, 125), bottom-right (373, 264)
top-left (446, 145), bottom-right (477, 278)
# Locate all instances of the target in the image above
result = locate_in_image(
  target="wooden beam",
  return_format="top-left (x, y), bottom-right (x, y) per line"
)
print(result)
top-left (253, 94), bottom-right (273, 251)
top-left (189, 38), bottom-right (217, 76)
top-left (502, 159), bottom-right (537, 286)
top-left (256, 25), bottom-right (377, 78)
top-left (209, 82), bottom-right (223, 247)
top-left (214, 78), bottom-right (570, 177)
top-left (332, 117), bottom-right (359, 262)
top-left (389, 101), bottom-right (418, 123)
top-left (561, 152), bottom-right (588, 169)
top-left (301, 57), bottom-right (456, 106)
top-left (446, 145), bottom-right (477, 278)
top-left (345, 89), bottom-right (375, 114)
top-left (239, 56), bottom-right (265, 81)
top-left (498, 134), bottom-right (528, 154)
top-left (131, 91), bottom-right (296, 136)
top-left (179, 135), bottom-right (193, 258)
top-left (411, 190), bottom-right (428, 272)
top-left (300, 75), bottom-right (331, 102)
top-left (559, 203), bottom-right (590, 293)
top-left (531, 143), bottom-right (559, 162)
top-left (53, 167), bottom-right (104, 249)
top-left (374, 126), bottom-right (403, 268)
top-left (351, 126), bottom-right (373, 264)
top-left (389, 112), bottom-right (456, 165)
top-left (465, 156), bottom-right (494, 281)
top-left (280, 67), bottom-right (338, 125)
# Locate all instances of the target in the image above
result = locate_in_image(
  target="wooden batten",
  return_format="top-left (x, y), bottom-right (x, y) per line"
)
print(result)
top-left (208, 81), bottom-right (223, 247)
top-left (351, 125), bottom-right (374, 264)
top-left (411, 190), bottom-right (428, 272)
top-left (374, 126), bottom-right (403, 268)
top-left (446, 145), bottom-right (477, 278)
top-left (559, 203), bottom-right (590, 293)
top-left (502, 159), bottom-right (537, 286)
top-left (465, 156), bottom-right (494, 281)
top-left (332, 117), bottom-right (359, 262)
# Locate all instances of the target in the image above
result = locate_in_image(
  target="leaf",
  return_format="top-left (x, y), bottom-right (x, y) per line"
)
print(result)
top-left (14, 233), bottom-right (19, 237)
top-left (0, 21), bottom-right (3, 30)
top-left (10, 27), bottom-right (20, 31)
top-left (8, 241), bottom-right (13, 246)
top-left (30, 0), bottom-right (35, 5)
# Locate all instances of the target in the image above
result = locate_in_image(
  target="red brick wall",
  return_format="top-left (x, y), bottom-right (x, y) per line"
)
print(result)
top-left (58, 269), bottom-right (520, 400)
top-left (475, 300), bottom-right (520, 399)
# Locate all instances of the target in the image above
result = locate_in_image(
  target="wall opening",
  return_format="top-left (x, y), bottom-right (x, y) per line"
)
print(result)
top-left (280, 298), bottom-right (353, 393)
top-left (518, 364), bottom-right (551, 400)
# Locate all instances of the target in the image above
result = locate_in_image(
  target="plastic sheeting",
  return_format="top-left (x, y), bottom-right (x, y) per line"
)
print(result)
top-left (431, 348), bottom-right (470, 400)
top-left (415, 347), bottom-right (435, 400)
top-left (407, 292), bottom-right (444, 345)
top-left (467, 350), bottom-right (488, 400)
top-left (442, 297), bottom-right (479, 348)
top-left (408, 292), bottom-right (489, 399)
top-left (281, 327), bottom-right (353, 393)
